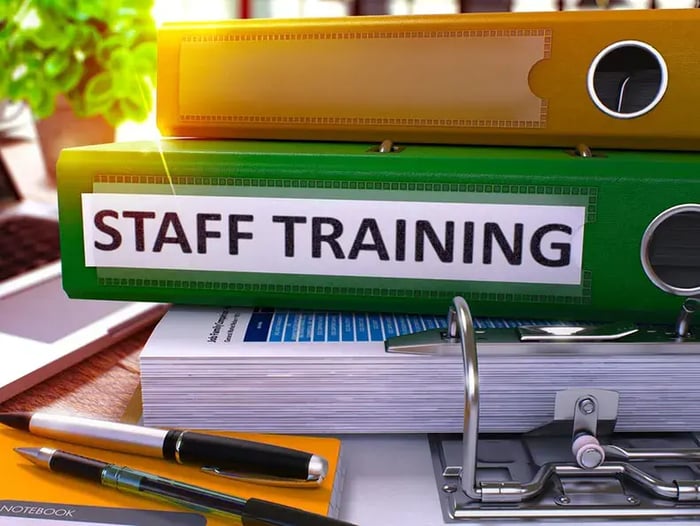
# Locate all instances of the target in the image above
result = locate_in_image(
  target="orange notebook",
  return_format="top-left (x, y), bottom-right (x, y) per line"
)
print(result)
top-left (0, 427), bottom-right (344, 525)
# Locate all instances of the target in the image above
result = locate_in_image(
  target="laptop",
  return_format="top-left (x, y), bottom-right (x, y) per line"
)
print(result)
top-left (0, 148), bottom-right (167, 402)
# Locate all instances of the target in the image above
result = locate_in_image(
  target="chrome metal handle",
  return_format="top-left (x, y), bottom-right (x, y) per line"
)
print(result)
top-left (450, 297), bottom-right (481, 500)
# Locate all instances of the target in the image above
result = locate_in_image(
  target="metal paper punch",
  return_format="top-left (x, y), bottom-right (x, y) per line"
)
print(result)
top-left (386, 296), bottom-right (700, 521)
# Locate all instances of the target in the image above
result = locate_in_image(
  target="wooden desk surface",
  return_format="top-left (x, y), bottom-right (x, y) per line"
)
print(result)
top-left (0, 111), bottom-right (149, 420)
top-left (0, 328), bottom-right (150, 419)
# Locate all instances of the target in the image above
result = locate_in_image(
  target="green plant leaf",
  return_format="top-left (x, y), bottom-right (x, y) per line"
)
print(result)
top-left (4, 0), bottom-right (156, 124)
top-left (107, 47), bottom-right (132, 72)
top-left (34, 0), bottom-right (71, 14)
top-left (74, 0), bottom-right (111, 23)
top-left (131, 41), bottom-right (156, 76)
top-left (66, 89), bottom-right (87, 117)
top-left (16, 75), bottom-right (58, 119)
top-left (43, 50), bottom-right (70, 78)
top-left (74, 24), bottom-right (100, 55)
top-left (119, 96), bottom-right (149, 123)
top-left (103, 101), bottom-right (125, 127)
top-left (120, 0), bottom-right (156, 8)
top-left (0, 48), bottom-right (9, 84)
top-left (127, 76), bottom-right (153, 111)
top-left (83, 71), bottom-right (114, 116)
top-left (32, 89), bottom-right (57, 118)
top-left (116, 0), bottom-right (155, 20)
top-left (54, 58), bottom-right (84, 92)
top-left (26, 16), bottom-right (64, 50)
top-left (111, 70), bottom-right (136, 99)
top-left (96, 34), bottom-right (123, 67)
top-left (1, 1), bottom-right (24, 42)
top-left (0, 0), bottom-right (24, 21)
top-left (7, 74), bottom-right (34, 101)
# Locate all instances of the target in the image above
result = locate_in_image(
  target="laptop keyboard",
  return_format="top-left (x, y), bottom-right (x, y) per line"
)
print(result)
top-left (0, 215), bottom-right (61, 282)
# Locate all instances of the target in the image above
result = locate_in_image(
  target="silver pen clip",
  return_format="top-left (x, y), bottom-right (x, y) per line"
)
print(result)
top-left (200, 466), bottom-right (324, 488)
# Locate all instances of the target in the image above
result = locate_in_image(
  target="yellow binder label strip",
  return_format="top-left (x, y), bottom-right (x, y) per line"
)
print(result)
top-left (178, 29), bottom-right (550, 129)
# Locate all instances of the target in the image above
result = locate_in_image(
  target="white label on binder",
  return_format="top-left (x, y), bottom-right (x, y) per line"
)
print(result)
top-left (82, 193), bottom-right (586, 285)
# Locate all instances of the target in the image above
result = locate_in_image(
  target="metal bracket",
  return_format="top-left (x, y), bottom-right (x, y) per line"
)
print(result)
top-left (366, 139), bottom-right (404, 153)
top-left (553, 389), bottom-right (619, 424)
top-left (677, 297), bottom-right (700, 338)
top-left (408, 296), bottom-right (700, 521)
top-left (386, 297), bottom-right (698, 357)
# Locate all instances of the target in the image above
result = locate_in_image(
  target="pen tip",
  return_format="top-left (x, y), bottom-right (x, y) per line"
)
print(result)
top-left (0, 412), bottom-right (32, 431)
top-left (14, 447), bottom-right (53, 467)
top-left (14, 447), bottom-right (40, 460)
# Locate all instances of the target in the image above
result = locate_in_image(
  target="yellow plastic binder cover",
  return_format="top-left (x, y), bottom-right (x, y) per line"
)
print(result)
top-left (157, 9), bottom-right (700, 151)
top-left (0, 427), bottom-right (343, 525)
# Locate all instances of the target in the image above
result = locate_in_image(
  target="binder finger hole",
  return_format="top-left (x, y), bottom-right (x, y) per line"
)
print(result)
top-left (640, 204), bottom-right (700, 296)
top-left (587, 40), bottom-right (668, 119)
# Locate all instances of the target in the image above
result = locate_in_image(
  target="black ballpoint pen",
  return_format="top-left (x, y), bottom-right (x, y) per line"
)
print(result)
top-left (0, 412), bottom-right (327, 485)
top-left (15, 447), bottom-right (357, 526)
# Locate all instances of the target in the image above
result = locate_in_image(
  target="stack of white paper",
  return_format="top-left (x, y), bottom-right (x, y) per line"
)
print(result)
top-left (140, 306), bottom-right (700, 434)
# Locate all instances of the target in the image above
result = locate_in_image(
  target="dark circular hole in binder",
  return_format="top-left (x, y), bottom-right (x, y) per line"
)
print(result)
top-left (641, 205), bottom-right (700, 296)
top-left (587, 40), bottom-right (667, 119)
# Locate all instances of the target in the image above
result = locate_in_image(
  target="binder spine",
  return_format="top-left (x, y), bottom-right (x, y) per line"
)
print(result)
top-left (157, 9), bottom-right (700, 150)
top-left (57, 141), bottom-right (700, 323)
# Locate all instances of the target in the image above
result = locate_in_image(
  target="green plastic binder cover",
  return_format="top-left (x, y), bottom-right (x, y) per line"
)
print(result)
top-left (56, 140), bottom-right (698, 323)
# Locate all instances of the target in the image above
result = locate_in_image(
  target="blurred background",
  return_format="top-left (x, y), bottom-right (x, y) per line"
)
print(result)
top-left (155, 0), bottom-right (697, 20)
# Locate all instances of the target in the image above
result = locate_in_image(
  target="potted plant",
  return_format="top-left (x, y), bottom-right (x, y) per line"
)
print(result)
top-left (0, 0), bottom-right (157, 182)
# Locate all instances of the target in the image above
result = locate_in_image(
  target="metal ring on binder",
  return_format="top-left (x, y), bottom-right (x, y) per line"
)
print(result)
top-left (640, 203), bottom-right (700, 297)
top-left (449, 297), bottom-right (480, 501)
top-left (421, 296), bottom-right (700, 520)
top-left (586, 40), bottom-right (668, 120)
